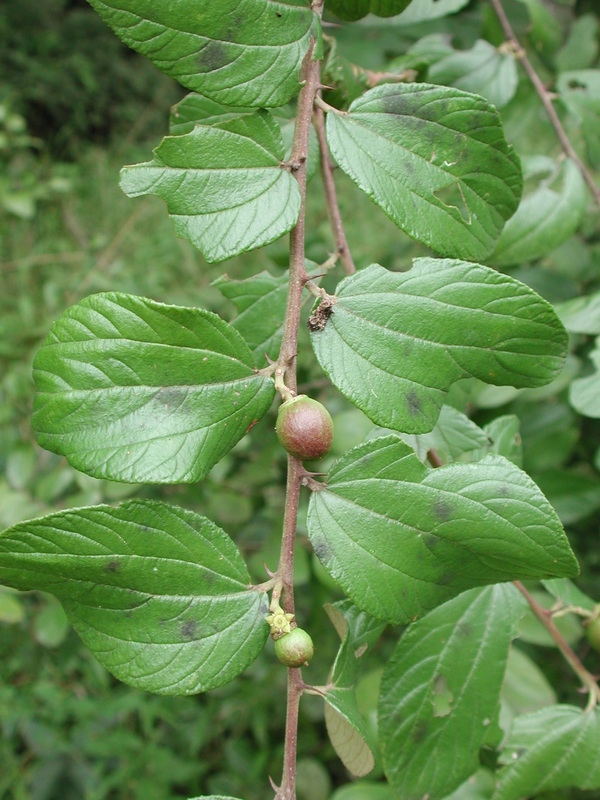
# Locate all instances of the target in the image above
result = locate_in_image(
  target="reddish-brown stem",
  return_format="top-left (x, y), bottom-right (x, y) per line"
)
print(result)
top-left (513, 581), bottom-right (600, 707)
top-left (490, 0), bottom-right (600, 208)
top-left (273, 7), bottom-right (324, 798)
top-left (277, 39), bottom-right (322, 394)
top-left (276, 669), bottom-right (304, 800)
top-left (426, 448), bottom-right (444, 468)
top-left (313, 104), bottom-right (356, 275)
top-left (277, 456), bottom-right (304, 617)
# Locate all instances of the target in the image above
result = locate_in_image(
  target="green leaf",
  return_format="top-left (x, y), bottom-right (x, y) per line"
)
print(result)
top-left (169, 93), bottom-right (320, 182)
top-left (0, 500), bottom-right (269, 694)
top-left (557, 291), bottom-right (600, 334)
top-left (494, 706), bottom-right (600, 799)
top-left (169, 94), bottom-right (252, 136)
top-left (501, 647), bottom-right (557, 723)
top-left (557, 71), bottom-right (600, 169)
top-left (120, 111), bottom-right (301, 262)
top-left (361, 0), bottom-right (469, 25)
top-left (490, 157), bottom-right (588, 267)
top-left (394, 405), bottom-right (488, 465)
top-left (307, 436), bottom-right (578, 624)
top-left (379, 585), bottom-right (526, 800)
top-left (542, 578), bottom-right (597, 613)
top-left (472, 415), bottom-right (522, 468)
top-left (86, 0), bottom-right (317, 107)
top-left (330, 784), bottom-right (391, 800)
top-left (324, 602), bottom-right (386, 777)
top-left (324, 84), bottom-right (522, 261)
top-left (556, 14), bottom-right (599, 72)
top-left (326, 0), bottom-right (411, 21)
top-left (534, 468), bottom-right (600, 525)
top-left (517, 588), bottom-right (582, 648)
top-left (569, 337), bottom-right (600, 418)
top-left (519, 0), bottom-right (562, 56)
top-left (0, 588), bottom-right (25, 624)
top-left (213, 270), bottom-right (288, 362)
top-left (33, 596), bottom-right (69, 649)
top-left (443, 771), bottom-right (495, 800)
top-left (310, 260), bottom-right (568, 434)
top-left (429, 40), bottom-right (518, 109)
top-left (32, 293), bottom-right (275, 484)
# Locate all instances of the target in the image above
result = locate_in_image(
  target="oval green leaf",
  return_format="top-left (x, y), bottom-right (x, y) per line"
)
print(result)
top-left (495, 706), bottom-right (600, 799)
top-left (120, 111), bottom-right (301, 262)
top-left (0, 500), bottom-right (269, 694)
top-left (325, 84), bottom-right (522, 261)
top-left (213, 270), bottom-right (289, 361)
top-left (307, 436), bottom-right (578, 624)
top-left (490, 157), bottom-right (588, 267)
top-left (570, 337), bottom-right (600, 418)
top-left (428, 39), bottom-right (518, 109)
top-left (32, 293), bottom-right (275, 483)
top-left (310, 260), bottom-right (567, 434)
top-left (86, 0), bottom-right (317, 107)
top-left (379, 585), bottom-right (525, 800)
top-left (327, 0), bottom-right (411, 21)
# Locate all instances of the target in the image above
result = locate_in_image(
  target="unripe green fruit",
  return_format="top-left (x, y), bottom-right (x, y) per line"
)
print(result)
top-left (276, 395), bottom-right (333, 461)
top-left (586, 615), bottom-right (600, 652)
top-left (274, 627), bottom-right (315, 668)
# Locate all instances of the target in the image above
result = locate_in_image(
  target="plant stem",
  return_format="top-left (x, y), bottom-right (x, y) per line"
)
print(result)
top-left (277, 457), bottom-right (304, 617)
top-left (490, 0), bottom-right (600, 208)
top-left (277, 40), bottom-right (322, 396)
top-left (273, 6), bottom-right (324, 798)
top-left (313, 104), bottom-right (356, 275)
top-left (513, 581), bottom-right (600, 709)
top-left (276, 669), bottom-right (304, 800)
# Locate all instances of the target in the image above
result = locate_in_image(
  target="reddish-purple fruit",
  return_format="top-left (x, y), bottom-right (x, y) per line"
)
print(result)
top-left (274, 627), bottom-right (315, 668)
top-left (276, 395), bottom-right (333, 461)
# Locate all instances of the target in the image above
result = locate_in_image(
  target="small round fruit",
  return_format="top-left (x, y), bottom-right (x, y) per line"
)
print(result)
top-left (276, 395), bottom-right (333, 461)
top-left (586, 615), bottom-right (600, 652)
top-left (274, 627), bottom-right (315, 668)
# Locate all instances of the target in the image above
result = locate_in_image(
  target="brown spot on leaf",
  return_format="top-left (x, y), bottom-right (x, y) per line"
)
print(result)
top-left (181, 620), bottom-right (197, 640)
top-left (412, 719), bottom-right (428, 743)
top-left (104, 560), bottom-right (121, 573)
top-left (433, 498), bottom-right (452, 521)
top-left (406, 391), bottom-right (422, 416)
top-left (197, 41), bottom-right (230, 72)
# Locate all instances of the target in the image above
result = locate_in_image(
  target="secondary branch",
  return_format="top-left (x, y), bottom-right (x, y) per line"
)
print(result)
top-left (514, 581), bottom-right (600, 709)
top-left (490, 0), bottom-right (600, 208)
top-left (313, 103), bottom-right (356, 274)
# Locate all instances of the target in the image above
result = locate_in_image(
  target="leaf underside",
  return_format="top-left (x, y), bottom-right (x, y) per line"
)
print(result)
top-left (32, 293), bottom-right (275, 484)
top-left (0, 500), bottom-right (269, 695)
top-left (324, 602), bottom-right (386, 776)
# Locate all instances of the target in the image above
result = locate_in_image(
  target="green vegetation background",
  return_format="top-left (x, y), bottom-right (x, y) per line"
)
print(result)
top-left (1, 1), bottom-right (600, 798)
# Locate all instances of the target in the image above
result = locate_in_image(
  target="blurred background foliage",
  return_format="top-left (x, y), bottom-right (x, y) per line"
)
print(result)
top-left (1, 0), bottom-right (600, 798)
